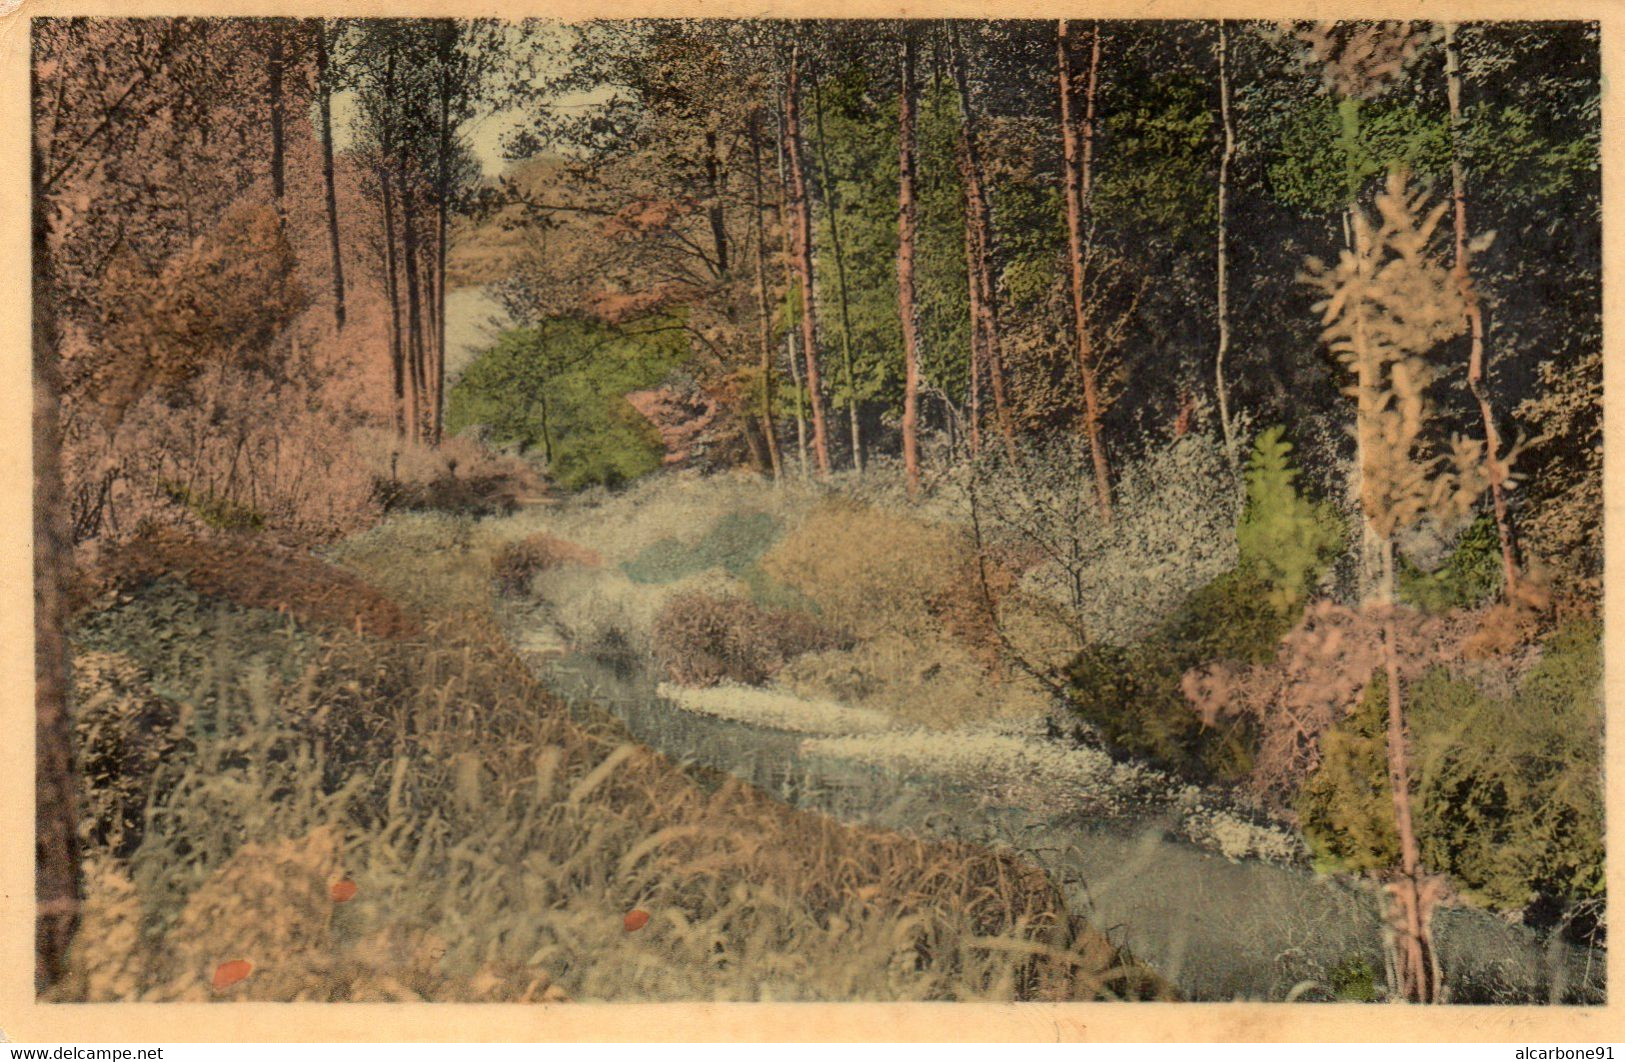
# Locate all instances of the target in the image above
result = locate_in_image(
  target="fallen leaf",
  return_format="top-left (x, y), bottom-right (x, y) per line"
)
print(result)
top-left (331, 878), bottom-right (358, 903)
top-left (623, 909), bottom-right (650, 932)
top-left (211, 959), bottom-right (253, 991)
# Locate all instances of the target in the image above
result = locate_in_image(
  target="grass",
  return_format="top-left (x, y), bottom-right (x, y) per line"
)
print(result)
top-left (58, 513), bottom-right (1165, 1002)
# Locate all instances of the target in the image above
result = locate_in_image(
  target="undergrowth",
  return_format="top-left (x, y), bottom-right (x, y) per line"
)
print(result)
top-left (59, 516), bottom-right (1164, 1002)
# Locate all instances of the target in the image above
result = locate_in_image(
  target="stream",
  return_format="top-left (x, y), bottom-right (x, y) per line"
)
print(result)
top-left (503, 604), bottom-right (1604, 1004)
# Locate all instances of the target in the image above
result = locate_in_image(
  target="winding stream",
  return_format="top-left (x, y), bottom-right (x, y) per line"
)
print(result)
top-left (504, 605), bottom-right (1604, 1004)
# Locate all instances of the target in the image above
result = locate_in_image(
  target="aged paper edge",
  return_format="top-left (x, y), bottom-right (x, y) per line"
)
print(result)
top-left (0, 0), bottom-right (1619, 1042)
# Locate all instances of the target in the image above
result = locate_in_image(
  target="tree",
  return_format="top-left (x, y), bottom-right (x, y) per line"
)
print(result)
top-left (1214, 20), bottom-right (1238, 472)
top-left (1057, 20), bottom-right (1112, 516)
top-left (1303, 170), bottom-right (1494, 1003)
top-left (783, 41), bottom-right (833, 475)
top-left (811, 71), bottom-right (865, 471)
top-left (314, 20), bottom-right (347, 330)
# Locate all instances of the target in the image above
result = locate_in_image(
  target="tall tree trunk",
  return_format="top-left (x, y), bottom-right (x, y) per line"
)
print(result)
top-left (783, 46), bottom-right (831, 476)
top-left (774, 93), bottom-right (810, 477)
top-left (811, 75), bottom-right (864, 472)
top-left (1380, 541), bottom-right (1439, 1003)
top-left (897, 27), bottom-right (923, 498)
top-left (1214, 19), bottom-right (1237, 474)
top-left (268, 20), bottom-right (286, 216)
top-left (316, 21), bottom-right (347, 330)
top-left (1058, 20), bottom-right (1113, 520)
top-left (398, 142), bottom-right (428, 445)
top-left (750, 110), bottom-right (784, 481)
top-left (1444, 23), bottom-right (1519, 593)
top-left (951, 27), bottom-right (1016, 460)
top-left (381, 173), bottom-right (409, 438)
top-left (32, 57), bottom-right (79, 991)
top-left (432, 19), bottom-right (454, 447)
top-left (1338, 96), bottom-right (1383, 601)
top-left (704, 129), bottom-right (730, 277)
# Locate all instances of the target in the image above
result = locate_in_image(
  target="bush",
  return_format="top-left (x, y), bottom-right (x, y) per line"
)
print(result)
top-left (445, 318), bottom-right (686, 492)
top-left (1298, 621), bottom-right (1603, 918)
top-left (492, 533), bottom-right (602, 596)
top-left (652, 590), bottom-right (847, 687)
top-left (981, 433), bottom-right (1241, 647)
top-left (1065, 567), bottom-right (1284, 781)
top-left (760, 499), bottom-right (970, 641)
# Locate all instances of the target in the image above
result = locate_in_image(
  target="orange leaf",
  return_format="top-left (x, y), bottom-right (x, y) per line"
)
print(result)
top-left (211, 959), bottom-right (253, 991)
top-left (623, 909), bottom-right (650, 932)
top-left (330, 878), bottom-right (358, 903)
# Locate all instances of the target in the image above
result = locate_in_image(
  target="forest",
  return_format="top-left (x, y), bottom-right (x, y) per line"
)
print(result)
top-left (33, 17), bottom-right (1601, 1006)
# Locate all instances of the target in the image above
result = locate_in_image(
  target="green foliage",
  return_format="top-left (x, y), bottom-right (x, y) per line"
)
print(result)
top-left (1095, 75), bottom-right (1218, 233)
top-left (1397, 515), bottom-right (1504, 613)
top-left (623, 511), bottom-right (782, 584)
top-left (1236, 427), bottom-right (1345, 613)
top-left (803, 72), bottom-right (971, 415)
top-left (1329, 954), bottom-right (1381, 1002)
top-left (1462, 102), bottom-right (1599, 205)
top-left (446, 317), bottom-right (686, 492)
top-left (1298, 621), bottom-right (1603, 912)
top-left (1268, 97), bottom-right (1450, 215)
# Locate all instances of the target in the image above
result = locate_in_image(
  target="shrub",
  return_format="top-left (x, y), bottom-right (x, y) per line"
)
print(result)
top-left (1298, 621), bottom-right (1603, 917)
top-left (981, 433), bottom-right (1240, 647)
top-left (492, 533), bottom-right (602, 596)
top-left (759, 498), bottom-right (969, 641)
top-left (1064, 567), bottom-right (1284, 781)
top-left (651, 590), bottom-right (846, 687)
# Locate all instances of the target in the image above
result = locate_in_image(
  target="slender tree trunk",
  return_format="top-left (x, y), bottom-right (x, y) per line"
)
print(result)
top-left (774, 94), bottom-right (810, 477)
top-left (784, 47), bottom-right (831, 476)
top-left (1380, 541), bottom-right (1438, 1003)
top-left (812, 75), bottom-right (864, 472)
top-left (750, 110), bottom-right (783, 481)
top-left (398, 142), bottom-right (428, 445)
top-left (897, 27), bottom-right (923, 498)
top-left (950, 28), bottom-right (1016, 460)
top-left (1444, 23), bottom-right (1519, 593)
top-left (32, 71), bottom-right (79, 992)
top-left (1215, 19), bottom-right (1237, 474)
top-left (1058, 20), bottom-right (1112, 520)
top-left (1339, 96), bottom-right (1383, 600)
top-left (316, 21), bottom-right (347, 330)
top-left (381, 174), bottom-right (409, 438)
top-left (268, 20), bottom-right (286, 217)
